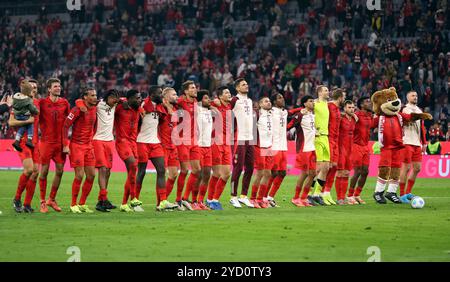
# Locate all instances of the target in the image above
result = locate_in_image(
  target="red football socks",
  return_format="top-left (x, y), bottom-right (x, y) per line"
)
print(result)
top-left (265, 176), bottom-right (275, 198)
top-left (294, 185), bottom-right (302, 199)
top-left (99, 188), bottom-right (108, 201)
top-left (354, 186), bottom-right (363, 197)
top-left (185, 173), bottom-right (198, 201)
top-left (122, 179), bottom-right (130, 205)
top-left (71, 178), bottom-right (82, 206)
top-left (300, 186), bottom-right (311, 200)
top-left (207, 176), bottom-right (219, 201)
top-left (157, 186), bottom-right (167, 202)
top-left (251, 184), bottom-right (259, 200)
top-left (257, 184), bottom-right (268, 201)
top-left (15, 173), bottom-right (29, 201)
top-left (39, 178), bottom-right (47, 201)
top-left (198, 184), bottom-right (208, 203)
top-left (23, 179), bottom-right (36, 206)
top-left (49, 185), bottom-right (58, 200)
top-left (79, 178), bottom-right (94, 205)
top-left (347, 186), bottom-right (355, 197)
top-left (213, 178), bottom-right (227, 200)
top-left (269, 176), bottom-right (283, 198)
top-left (406, 179), bottom-right (415, 194)
top-left (324, 166), bottom-right (337, 192)
top-left (166, 177), bottom-right (176, 198)
top-left (176, 171), bottom-right (188, 201)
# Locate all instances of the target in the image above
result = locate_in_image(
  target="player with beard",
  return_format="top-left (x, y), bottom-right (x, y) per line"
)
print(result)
top-left (136, 86), bottom-right (178, 211)
top-left (321, 88), bottom-right (346, 206)
top-left (399, 91), bottom-right (427, 203)
top-left (157, 87), bottom-right (188, 210)
top-left (230, 78), bottom-right (255, 208)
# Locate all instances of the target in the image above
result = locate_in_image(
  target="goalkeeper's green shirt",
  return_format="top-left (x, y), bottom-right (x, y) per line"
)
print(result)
top-left (314, 100), bottom-right (329, 136)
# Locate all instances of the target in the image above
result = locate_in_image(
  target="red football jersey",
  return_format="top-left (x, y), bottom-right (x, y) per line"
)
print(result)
top-left (63, 106), bottom-right (97, 146)
top-left (373, 113), bottom-right (412, 149)
top-left (39, 96), bottom-right (70, 144)
top-left (353, 110), bottom-right (374, 146)
top-left (176, 95), bottom-right (196, 140)
top-left (114, 103), bottom-right (140, 142)
top-left (156, 104), bottom-right (176, 149)
top-left (328, 102), bottom-right (341, 141)
top-left (213, 101), bottom-right (232, 145)
top-left (338, 115), bottom-right (356, 152)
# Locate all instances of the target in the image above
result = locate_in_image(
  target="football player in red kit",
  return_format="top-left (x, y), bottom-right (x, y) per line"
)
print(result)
top-left (335, 101), bottom-right (357, 205)
top-left (63, 88), bottom-right (98, 213)
top-left (176, 81), bottom-right (202, 209)
top-left (38, 78), bottom-right (70, 213)
top-left (322, 88), bottom-right (346, 205)
top-left (157, 87), bottom-right (183, 209)
top-left (114, 90), bottom-right (142, 212)
top-left (348, 96), bottom-right (373, 204)
top-left (208, 86), bottom-right (233, 210)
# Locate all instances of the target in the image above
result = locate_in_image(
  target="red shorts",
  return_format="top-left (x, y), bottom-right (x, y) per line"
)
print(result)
top-left (17, 140), bottom-right (40, 164)
top-left (379, 147), bottom-right (403, 168)
top-left (254, 146), bottom-right (273, 170)
top-left (352, 143), bottom-right (370, 167)
top-left (296, 151), bottom-right (317, 171)
top-left (177, 144), bottom-right (200, 162)
top-left (402, 145), bottom-right (423, 164)
top-left (69, 143), bottom-right (96, 168)
top-left (137, 142), bottom-right (164, 163)
top-left (272, 150), bottom-right (287, 171)
top-left (337, 148), bottom-right (352, 171)
top-left (199, 147), bottom-right (212, 167)
top-left (40, 142), bottom-right (66, 165)
top-left (211, 144), bottom-right (231, 166)
top-left (115, 139), bottom-right (138, 161)
top-left (329, 139), bottom-right (339, 163)
top-left (164, 147), bottom-right (179, 167)
top-left (93, 140), bottom-right (114, 168)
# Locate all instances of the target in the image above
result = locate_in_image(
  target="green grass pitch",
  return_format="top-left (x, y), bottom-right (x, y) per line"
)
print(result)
top-left (0, 171), bottom-right (449, 262)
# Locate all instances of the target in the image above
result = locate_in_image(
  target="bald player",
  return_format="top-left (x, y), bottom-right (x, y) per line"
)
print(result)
top-left (399, 91), bottom-right (427, 203)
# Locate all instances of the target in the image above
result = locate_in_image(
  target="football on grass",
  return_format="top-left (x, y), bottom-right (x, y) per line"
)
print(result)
top-left (411, 196), bottom-right (425, 209)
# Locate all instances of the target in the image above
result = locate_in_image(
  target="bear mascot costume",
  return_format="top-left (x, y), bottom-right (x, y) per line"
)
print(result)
top-left (371, 87), bottom-right (432, 204)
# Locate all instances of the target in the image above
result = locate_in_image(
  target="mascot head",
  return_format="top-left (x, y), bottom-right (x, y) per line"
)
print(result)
top-left (371, 87), bottom-right (401, 116)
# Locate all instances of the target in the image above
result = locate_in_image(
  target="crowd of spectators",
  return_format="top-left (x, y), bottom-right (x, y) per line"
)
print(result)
top-left (0, 0), bottom-right (449, 141)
